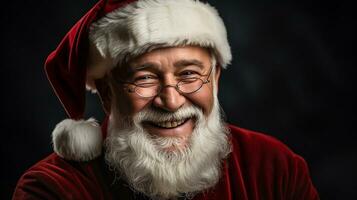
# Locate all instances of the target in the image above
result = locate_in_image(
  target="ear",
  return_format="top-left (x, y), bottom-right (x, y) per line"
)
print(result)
top-left (95, 76), bottom-right (112, 115)
top-left (214, 65), bottom-right (222, 91)
top-left (86, 41), bottom-right (113, 92)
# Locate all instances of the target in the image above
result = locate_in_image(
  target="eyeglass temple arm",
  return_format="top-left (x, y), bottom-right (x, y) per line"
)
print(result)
top-left (204, 66), bottom-right (214, 83)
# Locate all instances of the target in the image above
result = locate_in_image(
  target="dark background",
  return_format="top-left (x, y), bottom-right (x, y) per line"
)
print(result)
top-left (1, 0), bottom-right (356, 199)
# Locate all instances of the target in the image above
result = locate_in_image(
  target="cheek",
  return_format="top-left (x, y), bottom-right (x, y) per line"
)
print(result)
top-left (116, 92), bottom-right (150, 116)
top-left (187, 85), bottom-right (214, 116)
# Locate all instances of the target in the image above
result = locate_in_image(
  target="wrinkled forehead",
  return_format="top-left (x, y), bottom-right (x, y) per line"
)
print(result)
top-left (112, 46), bottom-right (214, 77)
top-left (130, 46), bottom-right (211, 67)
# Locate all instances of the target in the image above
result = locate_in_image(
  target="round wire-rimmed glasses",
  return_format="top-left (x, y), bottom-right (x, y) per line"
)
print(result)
top-left (117, 66), bottom-right (213, 98)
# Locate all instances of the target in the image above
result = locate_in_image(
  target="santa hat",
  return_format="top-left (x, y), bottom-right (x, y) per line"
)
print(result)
top-left (47, 0), bottom-right (232, 161)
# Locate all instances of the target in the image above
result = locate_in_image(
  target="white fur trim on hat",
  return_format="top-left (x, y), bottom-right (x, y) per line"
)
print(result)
top-left (89, 0), bottom-right (232, 69)
top-left (52, 118), bottom-right (102, 161)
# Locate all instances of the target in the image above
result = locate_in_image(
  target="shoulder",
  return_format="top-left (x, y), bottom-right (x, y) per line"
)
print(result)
top-left (13, 153), bottom-right (104, 200)
top-left (17, 153), bottom-right (89, 182)
top-left (227, 124), bottom-right (319, 199)
top-left (227, 124), bottom-right (311, 181)
top-left (228, 124), bottom-right (297, 159)
top-left (227, 124), bottom-right (307, 169)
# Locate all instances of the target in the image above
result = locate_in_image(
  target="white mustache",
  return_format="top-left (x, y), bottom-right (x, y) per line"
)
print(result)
top-left (133, 106), bottom-right (203, 125)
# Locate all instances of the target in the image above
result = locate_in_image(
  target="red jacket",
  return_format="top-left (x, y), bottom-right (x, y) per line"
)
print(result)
top-left (13, 125), bottom-right (319, 199)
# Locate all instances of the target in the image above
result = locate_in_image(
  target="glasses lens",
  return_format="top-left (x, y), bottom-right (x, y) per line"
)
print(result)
top-left (135, 83), bottom-right (160, 97)
top-left (178, 78), bottom-right (203, 94)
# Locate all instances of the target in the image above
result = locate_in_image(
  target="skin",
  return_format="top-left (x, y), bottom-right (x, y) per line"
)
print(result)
top-left (110, 46), bottom-right (221, 142)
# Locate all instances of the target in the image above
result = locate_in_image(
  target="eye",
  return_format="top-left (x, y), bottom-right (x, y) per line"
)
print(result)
top-left (134, 74), bottom-right (158, 84)
top-left (180, 70), bottom-right (200, 78)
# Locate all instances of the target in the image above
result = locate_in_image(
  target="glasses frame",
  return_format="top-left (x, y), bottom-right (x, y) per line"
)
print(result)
top-left (117, 66), bottom-right (214, 98)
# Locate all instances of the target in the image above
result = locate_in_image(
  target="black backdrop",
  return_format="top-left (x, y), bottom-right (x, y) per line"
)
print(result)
top-left (1, 0), bottom-right (356, 199)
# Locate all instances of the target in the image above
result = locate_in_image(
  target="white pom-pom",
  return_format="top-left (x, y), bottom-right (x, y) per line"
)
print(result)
top-left (52, 118), bottom-right (103, 161)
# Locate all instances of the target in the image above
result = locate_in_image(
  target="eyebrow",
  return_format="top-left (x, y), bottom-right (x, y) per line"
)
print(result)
top-left (131, 62), bottom-right (159, 71)
top-left (174, 59), bottom-right (205, 69)
top-left (131, 59), bottom-right (205, 71)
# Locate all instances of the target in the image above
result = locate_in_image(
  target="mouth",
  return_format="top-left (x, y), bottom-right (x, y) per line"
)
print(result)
top-left (141, 112), bottom-right (197, 138)
top-left (146, 118), bottom-right (191, 129)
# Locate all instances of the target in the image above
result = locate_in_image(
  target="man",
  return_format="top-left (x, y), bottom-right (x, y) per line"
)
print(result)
top-left (13, 0), bottom-right (319, 199)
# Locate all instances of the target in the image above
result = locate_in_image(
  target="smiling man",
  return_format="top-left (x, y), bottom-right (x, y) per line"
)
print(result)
top-left (13, 0), bottom-right (319, 200)
top-left (105, 46), bottom-right (231, 198)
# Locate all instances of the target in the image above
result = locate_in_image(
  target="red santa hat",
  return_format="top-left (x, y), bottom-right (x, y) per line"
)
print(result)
top-left (47, 0), bottom-right (232, 161)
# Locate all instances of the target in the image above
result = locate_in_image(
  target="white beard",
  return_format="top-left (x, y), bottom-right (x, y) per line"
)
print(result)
top-left (104, 94), bottom-right (231, 200)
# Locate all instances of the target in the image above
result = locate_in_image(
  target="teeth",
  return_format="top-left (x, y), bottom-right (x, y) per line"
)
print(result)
top-left (154, 119), bottom-right (186, 128)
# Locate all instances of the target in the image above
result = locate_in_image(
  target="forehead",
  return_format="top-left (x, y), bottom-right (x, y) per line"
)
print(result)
top-left (128, 46), bottom-right (212, 69)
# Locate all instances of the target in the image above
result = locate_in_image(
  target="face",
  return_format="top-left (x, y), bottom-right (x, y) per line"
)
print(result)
top-left (104, 46), bottom-right (230, 199)
top-left (111, 46), bottom-right (221, 146)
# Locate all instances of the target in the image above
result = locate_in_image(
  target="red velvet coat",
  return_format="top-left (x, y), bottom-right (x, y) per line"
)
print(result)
top-left (13, 125), bottom-right (319, 199)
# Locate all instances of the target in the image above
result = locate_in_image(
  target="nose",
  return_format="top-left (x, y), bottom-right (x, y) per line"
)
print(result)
top-left (152, 84), bottom-right (186, 112)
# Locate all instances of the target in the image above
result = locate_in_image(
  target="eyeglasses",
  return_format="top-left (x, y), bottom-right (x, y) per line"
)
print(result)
top-left (117, 66), bottom-right (213, 98)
